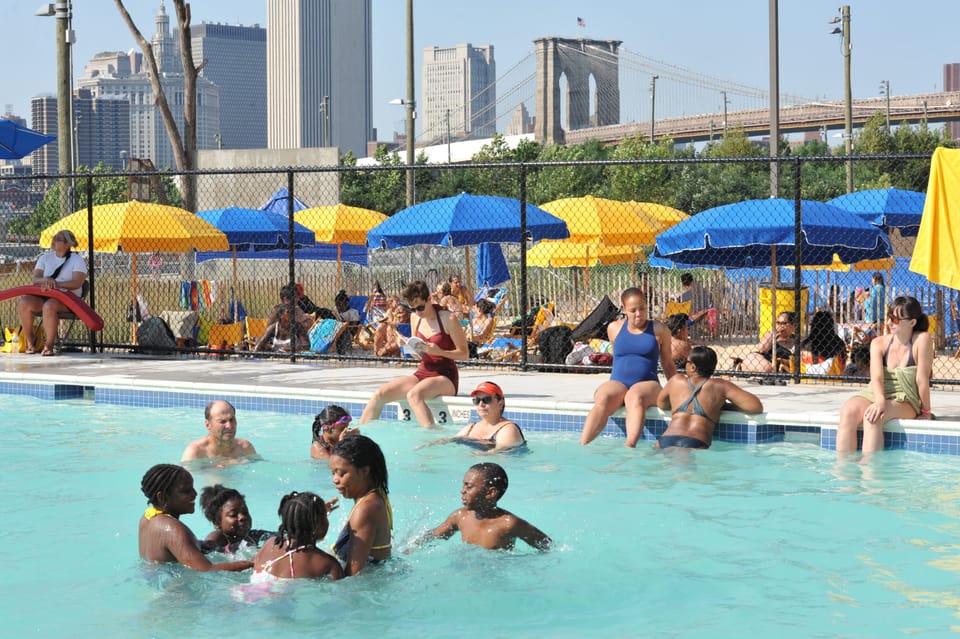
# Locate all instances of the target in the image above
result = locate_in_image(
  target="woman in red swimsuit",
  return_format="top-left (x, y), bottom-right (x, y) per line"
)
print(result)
top-left (359, 280), bottom-right (469, 426)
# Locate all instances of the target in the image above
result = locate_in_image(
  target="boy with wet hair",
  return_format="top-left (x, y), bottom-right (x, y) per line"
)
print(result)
top-left (427, 463), bottom-right (551, 551)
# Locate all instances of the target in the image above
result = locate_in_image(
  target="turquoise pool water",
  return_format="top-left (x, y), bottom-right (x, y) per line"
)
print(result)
top-left (2, 394), bottom-right (959, 638)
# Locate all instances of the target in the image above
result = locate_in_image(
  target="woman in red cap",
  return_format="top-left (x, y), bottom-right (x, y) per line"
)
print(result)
top-left (426, 381), bottom-right (526, 453)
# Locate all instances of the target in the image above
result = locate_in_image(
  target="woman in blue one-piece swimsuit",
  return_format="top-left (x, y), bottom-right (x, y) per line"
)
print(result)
top-left (581, 288), bottom-right (677, 448)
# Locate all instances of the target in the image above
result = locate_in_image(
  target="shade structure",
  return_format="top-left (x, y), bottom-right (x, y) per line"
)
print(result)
top-left (260, 187), bottom-right (309, 216)
top-left (40, 201), bottom-right (229, 346)
top-left (196, 206), bottom-right (316, 248)
top-left (0, 119), bottom-right (55, 160)
top-left (294, 204), bottom-right (387, 245)
top-left (540, 195), bottom-right (687, 245)
top-left (653, 198), bottom-right (893, 268)
top-left (366, 192), bottom-right (569, 249)
top-left (829, 188), bottom-right (926, 237)
top-left (911, 148), bottom-right (960, 289)
top-left (527, 239), bottom-right (640, 268)
top-left (40, 201), bottom-right (229, 253)
top-left (294, 204), bottom-right (386, 289)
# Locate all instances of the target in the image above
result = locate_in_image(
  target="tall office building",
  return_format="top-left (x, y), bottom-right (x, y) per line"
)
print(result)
top-left (30, 95), bottom-right (58, 178)
top-left (74, 89), bottom-right (130, 170)
top-left (78, 2), bottom-right (220, 169)
top-left (422, 44), bottom-right (496, 145)
top-left (189, 22), bottom-right (267, 149)
top-left (945, 63), bottom-right (960, 141)
top-left (266, 0), bottom-right (373, 157)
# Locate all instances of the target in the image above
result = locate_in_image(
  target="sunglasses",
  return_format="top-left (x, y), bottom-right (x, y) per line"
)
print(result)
top-left (321, 415), bottom-right (351, 432)
top-left (472, 395), bottom-right (497, 405)
top-left (401, 302), bottom-right (426, 313)
top-left (888, 315), bottom-right (911, 325)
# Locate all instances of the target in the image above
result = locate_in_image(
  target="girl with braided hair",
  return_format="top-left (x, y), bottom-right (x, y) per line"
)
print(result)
top-left (249, 492), bottom-right (343, 582)
top-left (138, 464), bottom-right (252, 571)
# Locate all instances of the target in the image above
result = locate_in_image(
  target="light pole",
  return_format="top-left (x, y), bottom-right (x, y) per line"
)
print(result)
top-left (320, 95), bottom-right (330, 147)
top-left (722, 90), bottom-right (729, 134)
top-left (830, 5), bottom-right (853, 193)
top-left (768, 0), bottom-right (779, 198)
top-left (36, 1), bottom-right (74, 217)
top-left (404, 0), bottom-right (415, 206)
top-left (649, 75), bottom-right (658, 142)
top-left (879, 80), bottom-right (891, 130)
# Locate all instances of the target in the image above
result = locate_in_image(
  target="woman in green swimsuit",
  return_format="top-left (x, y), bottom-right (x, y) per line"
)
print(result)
top-left (836, 296), bottom-right (934, 456)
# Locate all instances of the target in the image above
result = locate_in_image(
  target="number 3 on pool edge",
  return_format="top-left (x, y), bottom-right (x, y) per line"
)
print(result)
top-left (402, 408), bottom-right (411, 421)
top-left (437, 411), bottom-right (447, 424)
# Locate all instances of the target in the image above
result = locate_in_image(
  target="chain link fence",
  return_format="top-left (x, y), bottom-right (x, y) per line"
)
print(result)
top-left (1, 152), bottom-right (957, 386)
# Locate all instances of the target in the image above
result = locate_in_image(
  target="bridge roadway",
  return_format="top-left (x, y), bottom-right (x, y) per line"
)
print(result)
top-left (563, 91), bottom-right (960, 145)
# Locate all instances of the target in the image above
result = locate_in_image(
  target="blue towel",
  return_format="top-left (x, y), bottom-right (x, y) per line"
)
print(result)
top-left (309, 319), bottom-right (345, 353)
top-left (179, 281), bottom-right (191, 309)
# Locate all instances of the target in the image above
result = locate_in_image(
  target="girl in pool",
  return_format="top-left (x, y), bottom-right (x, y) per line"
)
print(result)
top-left (328, 435), bottom-right (392, 576)
top-left (138, 464), bottom-right (252, 572)
top-left (836, 296), bottom-right (934, 456)
top-left (310, 405), bottom-right (359, 460)
top-left (580, 287), bottom-right (676, 448)
top-left (250, 491), bottom-right (343, 582)
top-left (199, 484), bottom-right (273, 554)
top-left (359, 280), bottom-right (469, 427)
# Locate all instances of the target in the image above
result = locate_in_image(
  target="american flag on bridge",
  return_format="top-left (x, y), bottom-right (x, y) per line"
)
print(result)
top-left (576, 17), bottom-right (586, 27)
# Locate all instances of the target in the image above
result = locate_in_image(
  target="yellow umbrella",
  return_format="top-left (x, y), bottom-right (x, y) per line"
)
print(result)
top-left (540, 195), bottom-right (687, 245)
top-left (40, 200), bottom-right (229, 343)
top-left (791, 254), bottom-right (896, 272)
top-left (528, 239), bottom-right (642, 313)
top-left (294, 204), bottom-right (387, 289)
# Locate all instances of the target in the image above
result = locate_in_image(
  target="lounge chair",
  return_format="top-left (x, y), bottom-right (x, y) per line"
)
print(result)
top-left (309, 318), bottom-right (348, 354)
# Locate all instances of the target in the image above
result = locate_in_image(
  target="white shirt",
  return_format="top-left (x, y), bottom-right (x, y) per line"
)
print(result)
top-left (35, 250), bottom-right (87, 296)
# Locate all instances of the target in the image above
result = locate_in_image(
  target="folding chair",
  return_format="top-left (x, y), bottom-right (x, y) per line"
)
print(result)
top-left (309, 318), bottom-right (348, 354)
top-left (33, 280), bottom-right (91, 352)
top-left (206, 322), bottom-right (244, 351)
top-left (244, 317), bottom-right (268, 350)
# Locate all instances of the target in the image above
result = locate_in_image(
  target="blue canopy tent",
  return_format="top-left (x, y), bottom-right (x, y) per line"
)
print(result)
top-left (260, 187), bottom-right (309, 216)
top-left (828, 188), bottom-right (926, 237)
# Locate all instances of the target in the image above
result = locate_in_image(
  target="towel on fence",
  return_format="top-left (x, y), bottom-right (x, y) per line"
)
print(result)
top-left (180, 281), bottom-right (191, 309)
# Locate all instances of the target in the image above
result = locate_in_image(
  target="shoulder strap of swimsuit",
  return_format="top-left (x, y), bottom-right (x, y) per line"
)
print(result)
top-left (675, 378), bottom-right (706, 413)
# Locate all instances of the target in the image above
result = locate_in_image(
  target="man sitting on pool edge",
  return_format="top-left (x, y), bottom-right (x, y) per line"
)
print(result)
top-left (656, 345), bottom-right (763, 449)
top-left (182, 400), bottom-right (258, 463)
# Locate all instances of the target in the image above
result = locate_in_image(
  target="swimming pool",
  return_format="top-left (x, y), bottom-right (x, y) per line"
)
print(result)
top-left (2, 394), bottom-right (958, 638)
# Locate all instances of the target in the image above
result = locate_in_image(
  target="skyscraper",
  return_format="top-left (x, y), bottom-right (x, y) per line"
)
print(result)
top-left (74, 89), bottom-right (130, 170)
top-left (422, 44), bottom-right (496, 145)
top-left (30, 95), bottom-right (58, 178)
top-left (266, 0), bottom-right (373, 157)
top-left (189, 22), bottom-right (267, 149)
top-left (945, 63), bottom-right (960, 141)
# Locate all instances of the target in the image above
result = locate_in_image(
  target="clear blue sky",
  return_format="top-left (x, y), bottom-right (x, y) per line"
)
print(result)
top-left (3, 0), bottom-right (958, 145)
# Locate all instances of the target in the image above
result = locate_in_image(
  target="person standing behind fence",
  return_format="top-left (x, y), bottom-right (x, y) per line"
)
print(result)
top-left (863, 272), bottom-right (886, 328)
top-left (835, 296), bottom-right (933, 457)
top-left (580, 288), bottom-right (676, 448)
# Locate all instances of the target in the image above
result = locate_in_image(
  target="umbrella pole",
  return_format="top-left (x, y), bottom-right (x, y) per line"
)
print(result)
top-left (463, 246), bottom-right (473, 307)
top-left (336, 244), bottom-right (342, 292)
top-left (131, 253), bottom-right (139, 345)
top-left (232, 245), bottom-right (238, 322)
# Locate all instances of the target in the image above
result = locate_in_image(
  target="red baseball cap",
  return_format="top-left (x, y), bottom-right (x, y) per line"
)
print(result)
top-left (470, 381), bottom-right (503, 398)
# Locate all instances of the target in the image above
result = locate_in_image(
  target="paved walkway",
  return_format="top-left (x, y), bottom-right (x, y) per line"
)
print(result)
top-left (2, 351), bottom-right (960, 429)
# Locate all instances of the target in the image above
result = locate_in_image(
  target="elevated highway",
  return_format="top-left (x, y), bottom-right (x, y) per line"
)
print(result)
top-left (562, 91), bottom-right (960, 145)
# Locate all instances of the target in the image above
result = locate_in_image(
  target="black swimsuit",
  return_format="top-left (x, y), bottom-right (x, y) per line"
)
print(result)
top-left (457, 422), bottom-right (527, 451)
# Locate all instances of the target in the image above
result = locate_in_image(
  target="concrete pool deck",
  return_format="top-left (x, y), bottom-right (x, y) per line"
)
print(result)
top-left (2, 351), bottom-right (960, 449)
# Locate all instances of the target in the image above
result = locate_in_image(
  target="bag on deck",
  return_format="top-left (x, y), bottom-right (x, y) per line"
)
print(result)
top-left (136, 316), bottom-right (177, 355)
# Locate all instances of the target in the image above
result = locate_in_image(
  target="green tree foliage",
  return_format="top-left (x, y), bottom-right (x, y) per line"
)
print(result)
top-left (339, 147), bottom-right (406, 215)
top-left (11, 163), bottom-right (182, 236)
top-left (605, 136), bottom-right (689, 207)
top-left (854, 112), bottom-right (955, 192)
top-left (527, 139), bottom-right (609, 204)
top-left (673, 130), bottom-right (769, 214)
top-left (781, 138), bottom-right (846, 202)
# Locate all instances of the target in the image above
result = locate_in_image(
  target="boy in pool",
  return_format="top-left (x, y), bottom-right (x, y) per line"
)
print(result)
top-left (427, 463), bottom-right (551, 551)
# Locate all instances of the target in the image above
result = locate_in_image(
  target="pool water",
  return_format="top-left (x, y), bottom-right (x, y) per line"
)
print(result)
top-left (2, 394), bottom-right (959, 638)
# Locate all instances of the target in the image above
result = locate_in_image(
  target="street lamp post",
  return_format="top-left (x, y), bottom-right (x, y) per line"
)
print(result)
top-left (404, 0), bottom-right (415, 206)
top-left (649, 75), bottom-right (658, 142)
top-left (36, 1), bottom-right (74, 217)
top-left (879, 80), bottom-right (891, 130)
top-left (830, 5), bottom-right (853, 193)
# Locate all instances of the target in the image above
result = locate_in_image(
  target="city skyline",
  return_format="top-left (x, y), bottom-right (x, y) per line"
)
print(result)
top-left (2, 0), bottom-right (959, 151)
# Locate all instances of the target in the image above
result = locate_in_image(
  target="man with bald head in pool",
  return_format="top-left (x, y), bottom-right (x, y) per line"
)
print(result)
top-left (181, 400), bottom-right (258, 462)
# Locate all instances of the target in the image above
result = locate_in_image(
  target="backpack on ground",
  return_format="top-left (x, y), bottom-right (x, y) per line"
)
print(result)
top-left (136, 316), bottom-right (177, 355)
top-left (539, 325), bottom-right (574, 365)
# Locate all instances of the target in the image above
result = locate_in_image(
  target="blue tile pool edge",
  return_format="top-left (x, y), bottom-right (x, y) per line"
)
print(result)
top-left (3, 373), bottom-right (960, 455)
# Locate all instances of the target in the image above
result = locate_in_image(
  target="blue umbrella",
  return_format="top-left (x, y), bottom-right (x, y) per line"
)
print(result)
top-left (196, 206), bottom-right (315, 249)
top-left (828, 188), bottom-right (926, 237)
top-left (653, 198), bottom-right (893, 268)
top-left (260, 187), bottom-right (310, 216)
top-left (476, 242), bottom-right (511, 289)
top-left (366, 192), bottom-right (569, 249)
top-left (0, 120), bottom-right (55, 160)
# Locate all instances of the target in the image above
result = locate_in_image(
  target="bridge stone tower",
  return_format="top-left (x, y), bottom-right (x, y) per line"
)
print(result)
top-left (534, 37), bottom-right (621, 145)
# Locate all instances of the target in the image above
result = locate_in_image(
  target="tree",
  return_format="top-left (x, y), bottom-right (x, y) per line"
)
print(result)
top-left (340, 147), bottom-right (407, 215)
top-left (526, 139), bottom-right (608, 204)
top-left (114, 0), bottom-right (202, 210)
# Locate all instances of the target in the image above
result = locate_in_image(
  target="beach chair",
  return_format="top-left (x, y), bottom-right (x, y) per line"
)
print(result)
top-left (206, 322), bottom-right (244, 351)
top-left (32, 280), bottom-right (92, 352)
top-left (244, 317), bottom-right (268, 350)
top-left (309, 318), bottom-right (348, 354)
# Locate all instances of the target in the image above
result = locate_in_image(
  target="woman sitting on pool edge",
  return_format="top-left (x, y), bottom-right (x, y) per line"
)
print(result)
top-left (656, 345), bottom-right (763, 449)
top-left (138, 464), bottom-right (252, 572)
top-left (328, 435), bottom-right (392, 575)
top-left (423, 381), bottom-right (526, 453)
top-left (580, 287), bottom-right (676, 448)
top-left (359, 280), bottom-right (469, 427)
top-left (835, 295), bottom-right (934, 457)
